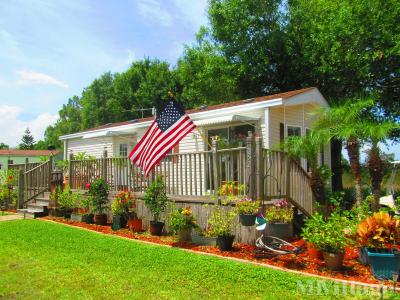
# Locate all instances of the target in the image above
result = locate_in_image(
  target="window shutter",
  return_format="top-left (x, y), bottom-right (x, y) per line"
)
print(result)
top-left (279, 123), bottom-right (284, 150)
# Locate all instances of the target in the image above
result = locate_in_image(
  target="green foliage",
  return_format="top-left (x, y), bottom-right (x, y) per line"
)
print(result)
top-left (302, 212), bottom-right (353, 253)
top-left (0, 170), bottom-right (17, 207)
top-left (265, 199), bottom-right (294, 224)
top-left (235, 197), bottom-right (260, 215)
top-left (72, 152), bottom-right (95, 160)
top-left (169, 205), bottom-right (197, 233)
top-left (56, 160), bottom-right (69, 172)
top-left (0, 142), bottom-right (9, 150)
top-left (207, 205), bottom-right (237, 237)
top-left (143, 176), bottom-right (168, 222)
top-left (57, 188), bottom-right (80, 210)
top-left (88, 178), bottom-right (109, 214)
top-left (19, 128), bottom-right (35, 150)
top-left (111, 191), bottom-right (135, 216)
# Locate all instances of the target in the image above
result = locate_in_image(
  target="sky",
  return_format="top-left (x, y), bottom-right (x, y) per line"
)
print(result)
top-left (0, 0), bottom-right (208, 146)
top-left (0, 0), bottom-right (398, 159)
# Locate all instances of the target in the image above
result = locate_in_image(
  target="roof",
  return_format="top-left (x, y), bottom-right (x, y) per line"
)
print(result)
top-left (0, 150), bottom-right (60, 157)
top-left (61, 87), bottom-right (326, 140)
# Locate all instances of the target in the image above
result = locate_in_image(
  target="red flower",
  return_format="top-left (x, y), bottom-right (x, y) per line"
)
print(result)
top-left (85, 182), bottom-right (91, 190)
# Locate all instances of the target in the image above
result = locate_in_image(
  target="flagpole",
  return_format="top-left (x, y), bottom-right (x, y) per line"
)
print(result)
top-left (167, 91), bottom-right (212, 149)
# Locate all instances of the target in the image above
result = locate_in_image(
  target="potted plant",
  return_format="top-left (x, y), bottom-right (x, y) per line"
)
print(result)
top-left (207, 205), bottom-right (237, 251)
top-left (70, 192), bottom-right (87, 222)
top-left (302, 212), bottom-right (352, 270)
top-left (79, 196), bottom-right (94, 224)
top-left (357, 211), bottom-right (400, 280)
top-left (88, 178), bottom-right (109, 225)
top-left (235, 197), bottom-right (261, 226)
top-left (111, 191), bottom-right (134, 231)
top-left (143, 176), bottom-right (168, 236)
top-left (57, 187), bottom-right (76, 218)
top-left (264, 199), bottom-right (294, 239)
top-left (169, 206), bottom-right (197, 242)
top-left (191, 227), bottom-right (218, 246)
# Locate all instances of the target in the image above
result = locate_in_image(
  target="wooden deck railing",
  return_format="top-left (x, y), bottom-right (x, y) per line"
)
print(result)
top-left (68, 132), bottom-right (315, 215)
top-left (8, 162), bottom-right (42, 172)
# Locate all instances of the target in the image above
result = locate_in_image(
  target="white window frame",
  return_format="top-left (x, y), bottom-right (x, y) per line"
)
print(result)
top-left (119, 143), bottom-right (128, 157)
top-left (286, 124), bottom-right (302, 138)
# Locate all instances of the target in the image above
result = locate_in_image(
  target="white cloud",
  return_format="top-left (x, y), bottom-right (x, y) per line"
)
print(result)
top-left (0, 105), bottom-right (58, 146)
top-left (171, 0), bottom-right (208, 29)
top-left (16, 69), bottom-right (69, 89)
top-left (136, 0), bottom-right (173, 27)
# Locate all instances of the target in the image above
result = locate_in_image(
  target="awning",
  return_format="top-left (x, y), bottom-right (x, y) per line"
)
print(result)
top-left (194, 114), bottom-right (260, 126)
top-left (82, 130), bottom-right (136, 139)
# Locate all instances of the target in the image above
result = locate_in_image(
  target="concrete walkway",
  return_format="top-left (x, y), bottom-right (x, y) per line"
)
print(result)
top-left (0, 214), bottom-right (23, 222)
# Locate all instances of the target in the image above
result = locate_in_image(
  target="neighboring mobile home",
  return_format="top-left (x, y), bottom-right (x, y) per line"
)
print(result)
top-left (60, 87), bottom-right (331, 169)
top-left (0, 149), bottom-right (60, 170)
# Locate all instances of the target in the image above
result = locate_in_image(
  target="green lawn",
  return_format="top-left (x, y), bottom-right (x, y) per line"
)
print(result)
top-left (0, 220), bottom-right (394, 300)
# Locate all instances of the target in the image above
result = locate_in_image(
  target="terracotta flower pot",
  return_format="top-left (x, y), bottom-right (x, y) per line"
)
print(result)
top-left (128, 218), bottom-right (143, 233)
top-left (323, 252), bottom-right (344, 271)
top-left (150, 221), bottom-right (164, 236)
top-left (94, 213), bottom-right (108, 225)
top-left (307, 242), bottom-right (323, 260)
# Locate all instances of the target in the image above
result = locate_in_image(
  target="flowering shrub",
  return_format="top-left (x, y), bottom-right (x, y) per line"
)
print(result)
top-left (0, 170), bottom-right (17, 207)
top-left (207, 205), bottom-right (237, 237)
top-left (357, 211), bottom-right (400, 248)
top-left (169, 206), bottom-right (197, 232)
top-left (264, 199), bottom-right (293, 224)
top-left (111, 191), bottom-right (135, 216)
top-left (235, 197), bottom-right (260, 215)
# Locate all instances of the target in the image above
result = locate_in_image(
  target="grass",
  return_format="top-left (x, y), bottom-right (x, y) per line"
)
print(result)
top-left (0, 220), bottom-right (395, 300)
top-left (0, 211), bottom-right (12, 216)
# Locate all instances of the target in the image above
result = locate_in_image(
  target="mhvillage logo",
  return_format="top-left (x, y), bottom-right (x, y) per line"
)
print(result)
top-left (296, 280), bottom-right (389, 297)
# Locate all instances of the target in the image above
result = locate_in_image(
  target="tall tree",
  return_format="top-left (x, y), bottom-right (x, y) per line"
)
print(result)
top-left (0, 143), bottom-right (9, 150)
top-left (176, 27), bottom-right (239, 106)
top-left (19, 128), bottom-right (35, 150)
top-left (313, 98), bottom-right (375, 207)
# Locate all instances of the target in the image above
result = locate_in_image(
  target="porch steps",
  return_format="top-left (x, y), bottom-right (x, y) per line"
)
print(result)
top-left (17, 193), bottom-right (50, 219)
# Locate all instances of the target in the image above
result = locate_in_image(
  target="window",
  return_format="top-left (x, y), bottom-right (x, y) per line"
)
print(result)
top-left (0, 163), bottom-right (2, 170)
top-left (119, 144), bottom-right (128, 157)
top-left (7, 159), bottom-right (13, 165)
top-left (287, 125), bottom-right (301, 137)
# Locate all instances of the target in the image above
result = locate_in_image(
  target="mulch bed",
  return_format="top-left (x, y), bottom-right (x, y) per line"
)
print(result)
top-left (41, 216), bottom-right (387, 286)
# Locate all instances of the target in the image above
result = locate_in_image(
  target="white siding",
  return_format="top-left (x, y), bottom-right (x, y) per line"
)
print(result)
top-left (268, 104), bottom-right (330, 168)
top-left (67, 137), bottom-right (113, 158)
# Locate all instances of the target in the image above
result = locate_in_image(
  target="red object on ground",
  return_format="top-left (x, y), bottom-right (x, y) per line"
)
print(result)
top-left (306, 242), bottom-right (323, 260)
top-left (42, 216), bottom-right (388, 286)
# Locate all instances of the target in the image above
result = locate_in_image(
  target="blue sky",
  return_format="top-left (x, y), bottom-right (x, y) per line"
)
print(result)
top-left (0, 0), bottom-right (208, 146)
top-left (0, 0), bottom-right (398, 159)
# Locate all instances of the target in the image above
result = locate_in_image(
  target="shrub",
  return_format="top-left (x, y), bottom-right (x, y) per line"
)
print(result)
top-left (357, 211), bottom-right (400, 248)
top-left (265, 199), bottom-right (293, 224)
top-left (88, 178), bottom-right (109, 214)
top-left (169, 206), bottom-right (197, 233)
top-left (57, 188), bottom-right (80, 210)
top-left (302, 212), bottom-right (352, 254)
top-left (207, 205), bottom-right (237, 237)
top-left (111, 191), bottom-right (135, 217)
top-left (235, 197), bottom-right (260, 215)
top-left (143, 176), bottom-right (168, 222)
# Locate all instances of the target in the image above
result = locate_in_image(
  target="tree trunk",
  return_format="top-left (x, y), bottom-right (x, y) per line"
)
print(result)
top-left (310, 170), bottom-right (328, 217)
top-left (345, 138), bottom-right (362, 207)
top-left (367, 145), bottom-right (386, 212)
top-left (330, 139), bottom-right (343, 192)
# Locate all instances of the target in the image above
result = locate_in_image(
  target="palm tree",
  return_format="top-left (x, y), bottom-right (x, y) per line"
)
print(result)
top-left (363, 121), bottom-right (399, 211)
top-left (313, 98), bottom-right (374, 207)
top-left (283, 130), bottom-right (330, 216)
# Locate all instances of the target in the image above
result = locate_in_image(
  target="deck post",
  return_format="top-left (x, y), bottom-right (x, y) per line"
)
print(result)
top-left (102, 150), bottom-right (108, 183)
top-left (211, 138), bottom-right (220, 201)
top-left (17, 169), bottom-right (24, 209)
top-left (24, 157), bottom-right (28, 172)
top-left (246, 131), bottom-right (255, 199)
top-left (68, 153), bottom-right (73, 188)
top-left (48, 156), bottom-right (53, 192)
top-left (255, 135), bottom-right (264, 200)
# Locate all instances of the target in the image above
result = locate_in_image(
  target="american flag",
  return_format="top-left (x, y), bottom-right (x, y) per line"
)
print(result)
top-left (128, 99), bottom-right (196, 176)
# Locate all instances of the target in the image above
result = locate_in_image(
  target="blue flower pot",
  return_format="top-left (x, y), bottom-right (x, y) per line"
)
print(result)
top-left (367, 248), bottom-right (400, 280)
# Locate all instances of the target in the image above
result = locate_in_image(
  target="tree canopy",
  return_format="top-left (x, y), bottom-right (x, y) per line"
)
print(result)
top-left (19, 128), bottom-right (35, 150)
top-left (38, 0), bottom-right (399, 153)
